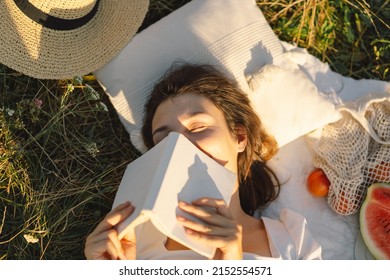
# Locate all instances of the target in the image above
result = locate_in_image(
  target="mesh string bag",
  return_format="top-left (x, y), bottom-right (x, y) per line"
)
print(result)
top-left (306, 98), bottom-right (390, 215)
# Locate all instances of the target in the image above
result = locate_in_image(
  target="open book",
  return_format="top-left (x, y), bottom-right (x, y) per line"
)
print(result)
top-left (112, 132), bottom-right (236, 258)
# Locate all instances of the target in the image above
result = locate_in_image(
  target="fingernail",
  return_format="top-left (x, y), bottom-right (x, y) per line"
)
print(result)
top-left (178, 201), bottom-right (188, 207)
top-left (177, 215), bottom-right (185, 221)
top-left (123, 201), bottom-right (133, 210)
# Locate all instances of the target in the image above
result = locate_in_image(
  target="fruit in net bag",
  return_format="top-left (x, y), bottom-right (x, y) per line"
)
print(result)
top-left (359, 183), bottom-right (390, 260)
top-left (306, 168), bottom-right (330, 197)
top-left (368, 161), bottom-right (390, 183)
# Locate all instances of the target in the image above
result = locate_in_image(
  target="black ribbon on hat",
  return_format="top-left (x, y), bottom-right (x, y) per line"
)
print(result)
top-left (13, 0), bottom-right (101, 31)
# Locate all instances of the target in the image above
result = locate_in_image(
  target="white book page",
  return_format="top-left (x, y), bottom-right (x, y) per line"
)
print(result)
top-left (112, 132), bottom-right (236, 257)
top-left (148, 133), bottom-right (236, 258)
top-left (112, 135), bottom-right (173, 239)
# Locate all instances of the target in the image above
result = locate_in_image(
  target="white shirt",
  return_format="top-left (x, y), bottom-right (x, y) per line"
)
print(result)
top-left (134, 208), bottom-right (322, 260)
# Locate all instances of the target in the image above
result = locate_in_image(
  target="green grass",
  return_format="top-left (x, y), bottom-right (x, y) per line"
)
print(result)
top-left (0, 75), bottom-right (138, 259)
top-left (258, 0), bottom-right (389, 79)
top-left (0, 0), bottom-right (389, 259)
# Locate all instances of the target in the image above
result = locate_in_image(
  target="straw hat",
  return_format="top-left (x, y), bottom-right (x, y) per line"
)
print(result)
top-left (0, 0), bottom-right (149, 79)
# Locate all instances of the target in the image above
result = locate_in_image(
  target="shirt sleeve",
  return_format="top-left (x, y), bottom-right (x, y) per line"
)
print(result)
top-left (263, 208), bottom-right (322, 260)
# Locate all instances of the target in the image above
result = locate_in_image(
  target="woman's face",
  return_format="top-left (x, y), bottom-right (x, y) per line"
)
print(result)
top-left (151, 93), bottom-right (247, 174)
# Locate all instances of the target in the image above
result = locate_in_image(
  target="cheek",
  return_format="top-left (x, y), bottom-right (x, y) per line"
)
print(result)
top-left (191, 137), bottom-right (238, 173)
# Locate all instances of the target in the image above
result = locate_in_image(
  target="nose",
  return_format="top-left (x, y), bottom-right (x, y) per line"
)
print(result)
top-left (181, 132), bottom-right (227, 166)
top-left (181, 131), bottom-right (199, 148)
top-left (176, 130), bottom-right (202, 153)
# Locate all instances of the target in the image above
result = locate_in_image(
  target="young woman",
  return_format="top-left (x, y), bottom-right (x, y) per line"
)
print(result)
top-left (84, 64), bottom-right (322, 260)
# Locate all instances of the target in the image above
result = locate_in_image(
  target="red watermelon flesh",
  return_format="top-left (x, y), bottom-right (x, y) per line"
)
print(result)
top-left (359, 183), bottom-right (390, 260)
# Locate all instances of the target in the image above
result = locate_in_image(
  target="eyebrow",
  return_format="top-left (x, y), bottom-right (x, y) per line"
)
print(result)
top-left (152, 125), bottom-right (169, 137)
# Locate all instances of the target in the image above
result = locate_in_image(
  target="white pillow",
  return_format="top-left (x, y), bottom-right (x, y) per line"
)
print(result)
top-left (95, 0), bottom-right (342, 151)
top-left (95, 0), bottom-right (285, 152)
top-left (96, 0), bottom-right (343, 152)
top-left (246, 64), bottom-right (342, 148)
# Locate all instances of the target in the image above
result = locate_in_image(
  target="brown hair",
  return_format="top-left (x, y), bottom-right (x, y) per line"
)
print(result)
top-left (141, 63), bottom-right (280, 215)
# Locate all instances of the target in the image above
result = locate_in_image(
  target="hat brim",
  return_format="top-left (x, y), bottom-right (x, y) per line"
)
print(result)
top-left (0, 0), bottom-right (149, 79)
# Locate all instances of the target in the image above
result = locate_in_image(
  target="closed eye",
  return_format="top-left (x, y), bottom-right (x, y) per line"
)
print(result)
top-left (152, 126), bottom-right (170, 145)
top-left (188, 124), bottom-right (207, 133)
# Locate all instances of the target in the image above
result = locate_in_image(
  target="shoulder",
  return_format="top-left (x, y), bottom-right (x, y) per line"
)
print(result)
top-left (262, 208), bottom-right (322, 260)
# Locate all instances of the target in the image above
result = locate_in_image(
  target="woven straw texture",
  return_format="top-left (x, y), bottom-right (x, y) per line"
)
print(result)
top-left (307, 99), bottom-right (390, 215)
top-left (0, 0), bottom-right (149, 79)
top-left (28, 0), bottom-right (96, 19)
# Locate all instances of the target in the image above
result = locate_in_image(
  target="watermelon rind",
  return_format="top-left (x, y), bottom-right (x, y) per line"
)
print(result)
top-left (359, 183), bottom-right (390, 260)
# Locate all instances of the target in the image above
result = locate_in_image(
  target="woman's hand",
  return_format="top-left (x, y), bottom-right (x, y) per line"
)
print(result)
top-left (177, 198), bottom-right (243, 260)
top-left (84, 201), bottom-right (136, 260)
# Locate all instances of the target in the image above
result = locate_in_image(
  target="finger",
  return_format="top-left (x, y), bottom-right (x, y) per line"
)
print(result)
top-left (92, 202), bottom-right (134, 236)
top-left (121, 228), bottom-right (137, 244)
top-left (105, 239), bottom-right (121, 260)
top-left (121, 239), bottom-right (137, 260)
top-left (178, 201), bottom-right (230, 227)
top-left (177, 215), bottom-right (232, 237)
top-left (90, 229), bottom-right (120, 244)
top-left (86, 229), bottom-right (127, 260)
top-left (85, 239), bottom-right (118, 260)
top-left (184, 227), bottom-right (241, 249)
top-left (106, 229), bottom-right (127, 260)
top-left (191, 198), bottom-right (231, 218)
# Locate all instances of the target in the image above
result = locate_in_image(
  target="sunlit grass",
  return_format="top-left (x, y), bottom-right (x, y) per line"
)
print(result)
top-left (0, 0), bottom-right (388, 259)
top-left (258, 0), bottom-right (389, 79)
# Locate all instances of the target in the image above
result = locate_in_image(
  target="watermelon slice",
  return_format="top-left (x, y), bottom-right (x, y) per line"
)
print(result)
top-left (359, 183), bottom-right (390, 260)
